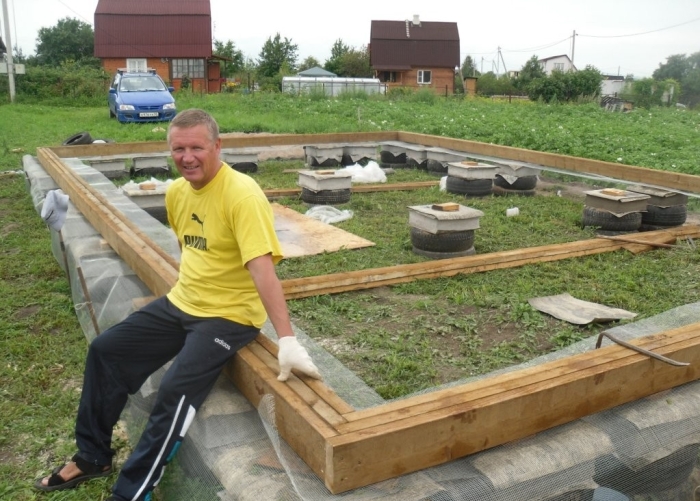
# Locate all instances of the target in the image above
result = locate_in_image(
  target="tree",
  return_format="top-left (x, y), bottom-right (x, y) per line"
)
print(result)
top-left (338, 46), bottom-right (371, 77)
top-left (653, 54), bottom-right (688, 82)
top-left (476, 72), bottom-right (515, 96)
top-left (515, 55), bottom-right (546, 90)
top-left (324, 39), bottom-right (349, 76)
top-left (213, 39), bottom-right (244, 78)
top-left (298, 56), bottom-right (321, 72)
top-left (35, 17), bottom-right (96, 67)
top-left (653, 51), bottom-right (700, 108)
top-left (257, 33), bottom-right (298, 79)
top-left (460, 55), bottom-right (480, 78)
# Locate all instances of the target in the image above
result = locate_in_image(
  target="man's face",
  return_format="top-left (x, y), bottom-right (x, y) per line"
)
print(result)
top-left (169, 124), bottom-right (222, 190)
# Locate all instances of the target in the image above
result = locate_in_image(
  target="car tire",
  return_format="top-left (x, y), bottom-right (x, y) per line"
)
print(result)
top-left (412, 245), bottom-right (476, 260)
top-left (492, 185), bottom-right (537, 197)
top-left (231, 162), bottom-right (258, 174)
top-left (301, 188), bottom-right (351, 205)
top-left (445, 176), bottom-right (493, 197)
top-left (410, 227), bottom-right (475, 253)
top-left (62, 132), bottom-right (94, 146)
top-left (641, 204), bottom-right (687, 227)
top-left (109, 108), bottom-right (116, 119)
top-left (494, 175), bottom-right (538, 190)
top-left (582, 206), bottom-right (642, 231)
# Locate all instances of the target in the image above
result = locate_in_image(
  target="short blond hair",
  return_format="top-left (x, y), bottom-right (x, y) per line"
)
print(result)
top-left (167, 109), bottom-right (219, 144)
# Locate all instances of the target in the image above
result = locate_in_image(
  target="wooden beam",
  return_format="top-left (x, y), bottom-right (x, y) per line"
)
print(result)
top-left (396, 131), bottom-right (700, 194)
top-left (326, 324), bottom-right (700, 492)
top-left (280, 226), bottom-right (700, 299)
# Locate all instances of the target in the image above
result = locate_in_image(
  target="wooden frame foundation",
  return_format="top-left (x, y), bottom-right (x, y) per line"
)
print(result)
top-left (37, 131), bottom-right (700, 493)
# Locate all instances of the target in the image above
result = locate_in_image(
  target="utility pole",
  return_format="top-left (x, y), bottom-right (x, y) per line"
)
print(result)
top-left (498, 47), bottom-right (508, 76)
top-left (571, 30), bottom-right (576, 67)
top-left (1, 0), bottom-right (16, 102)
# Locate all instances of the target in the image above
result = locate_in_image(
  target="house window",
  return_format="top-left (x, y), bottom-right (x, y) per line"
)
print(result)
top-left (127, 58), bottom-right (147, 72)
top-left (381, 71), bottom-right (397, 83)
top-left (553, 63), bottom-right (565, 72)
top-left (417, 70), bottom-right (432, 84)
top-left (172, 59), bottom-right (206, 79)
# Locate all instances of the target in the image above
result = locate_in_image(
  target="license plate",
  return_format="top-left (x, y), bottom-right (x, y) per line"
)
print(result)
top-left (139, 112), bottom-right (159, 117)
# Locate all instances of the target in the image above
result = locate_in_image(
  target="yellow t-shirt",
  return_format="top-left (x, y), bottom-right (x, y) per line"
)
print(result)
top-left (165, 163), bottom-right (283, 328)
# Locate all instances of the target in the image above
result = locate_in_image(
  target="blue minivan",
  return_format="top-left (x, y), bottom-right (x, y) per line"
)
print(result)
top-left (108, 69), bottom-right (177, 123)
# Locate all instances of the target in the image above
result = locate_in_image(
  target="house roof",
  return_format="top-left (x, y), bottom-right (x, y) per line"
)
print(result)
top-left (94, 0), bottom-right (212, 59)
top-left (369, 19), bottom-right (460, 70)
top-left (95, 0), bottom-right (210, 15)
top-left (538, 54), bottom-right (572, 63)
top-left (298, 66), bottom-right (337, 77)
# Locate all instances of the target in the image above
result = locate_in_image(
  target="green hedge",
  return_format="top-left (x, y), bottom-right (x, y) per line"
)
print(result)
top-left (0, 63), bottom-right (110, 105)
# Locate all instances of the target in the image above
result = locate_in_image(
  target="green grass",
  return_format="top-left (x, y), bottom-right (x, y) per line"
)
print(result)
top-left (1, 93), bottom-right (699, 499)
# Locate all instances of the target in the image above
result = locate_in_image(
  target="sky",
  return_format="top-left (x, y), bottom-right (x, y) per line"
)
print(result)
top-left (2, 0), bottom-right (700, 78)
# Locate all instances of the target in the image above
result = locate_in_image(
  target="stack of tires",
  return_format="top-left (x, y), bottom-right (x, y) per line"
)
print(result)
top-left (582, 189), bottom-right (650, 235)
top-left (408, 204), bottom-right (484, 260)
top-left (493, 165), bottom-right (540, 197)
top-left (626, 185), bottom-right (688, 231)
top-left (445, 161), bottom-right (497, 198)
top-left (298, 170), bottom-right (353, 206)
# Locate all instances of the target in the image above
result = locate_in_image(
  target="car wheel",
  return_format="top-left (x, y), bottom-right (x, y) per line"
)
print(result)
top-left (109, 108), bottom-right (115, 119)
top-left (62, 132), bottom-right (94, 146)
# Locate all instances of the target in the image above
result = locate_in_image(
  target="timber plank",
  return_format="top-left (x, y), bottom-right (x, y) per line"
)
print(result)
top-left (325, 329), bottom-right (700, 492)
top-left (225, 348), bottom-right (337, 481)
top-left (338, 322), bottom-right (700, 430)
top-left (397, 131), bottom-right (700, 194)
top-left (255, 334), bottom-right (355, 415)
top-left (281, 226), bottom-right (700, 299)
top-left (245, 340), bottom-right (348, 428)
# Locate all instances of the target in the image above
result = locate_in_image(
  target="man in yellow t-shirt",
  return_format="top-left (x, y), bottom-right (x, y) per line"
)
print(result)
top-left (35, 109), bottom-right (321, 501)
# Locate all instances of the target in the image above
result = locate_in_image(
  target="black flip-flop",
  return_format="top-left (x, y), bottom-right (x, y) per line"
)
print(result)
top-left (34, 454), bottom-right (112, 492)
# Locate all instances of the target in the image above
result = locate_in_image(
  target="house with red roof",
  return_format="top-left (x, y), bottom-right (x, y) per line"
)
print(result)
top-left (370, 15), bottom-right (460, 95)
top-left (94, 0), bottom-right (221, 92)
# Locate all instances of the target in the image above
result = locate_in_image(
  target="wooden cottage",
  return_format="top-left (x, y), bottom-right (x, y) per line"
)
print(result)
top-left (369, 15), bottom-right (460, 95)
top-left (94, 0), bottom-right (221, 92)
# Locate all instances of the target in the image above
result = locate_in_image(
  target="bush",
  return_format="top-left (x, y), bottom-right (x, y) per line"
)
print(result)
top-left (0, 62), bottom-right (109, 104)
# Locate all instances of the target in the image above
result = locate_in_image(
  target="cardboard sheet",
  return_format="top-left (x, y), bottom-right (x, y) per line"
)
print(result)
top-left (272, 203), bottom-right (374, 258)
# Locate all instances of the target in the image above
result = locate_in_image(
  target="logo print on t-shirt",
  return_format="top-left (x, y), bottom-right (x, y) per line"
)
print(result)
top-left (185, 213), bottom-right (208, 251)
top-left (191, 213), bottom-right (205, 232)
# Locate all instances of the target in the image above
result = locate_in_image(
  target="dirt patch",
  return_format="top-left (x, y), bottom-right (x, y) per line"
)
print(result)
top-left (13, 305), bottom-right (41, 319)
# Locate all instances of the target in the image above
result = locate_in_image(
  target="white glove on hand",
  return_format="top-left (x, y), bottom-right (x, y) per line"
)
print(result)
top-left (277, 336), bottom-right (322, 382)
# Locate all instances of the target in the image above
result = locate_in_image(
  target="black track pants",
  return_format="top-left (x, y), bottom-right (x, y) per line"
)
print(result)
top-left (73, 296), bottom-right (259, 501)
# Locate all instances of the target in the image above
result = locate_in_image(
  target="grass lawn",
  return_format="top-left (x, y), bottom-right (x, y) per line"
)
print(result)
top-left (1, 92), bottom-right (699, 500)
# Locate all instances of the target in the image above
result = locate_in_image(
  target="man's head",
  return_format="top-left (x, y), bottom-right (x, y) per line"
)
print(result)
top-left (168, 109), bottom-right (222, 190)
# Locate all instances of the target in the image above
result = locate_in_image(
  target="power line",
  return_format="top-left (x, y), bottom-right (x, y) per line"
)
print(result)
top-left (579, 15), bottom-right (700, 38)
top-left (501, 36), bottom-right (572, 54)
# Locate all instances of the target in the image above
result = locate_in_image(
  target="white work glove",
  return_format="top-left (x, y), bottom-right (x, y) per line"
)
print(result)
top-left (40, 189), bottom-right (70, 231)
top-left (277, 336), bottom-right (322, 382)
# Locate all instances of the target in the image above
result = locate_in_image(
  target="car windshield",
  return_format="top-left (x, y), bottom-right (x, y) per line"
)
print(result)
top-left (119, 76), bottom-right (167, 92)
